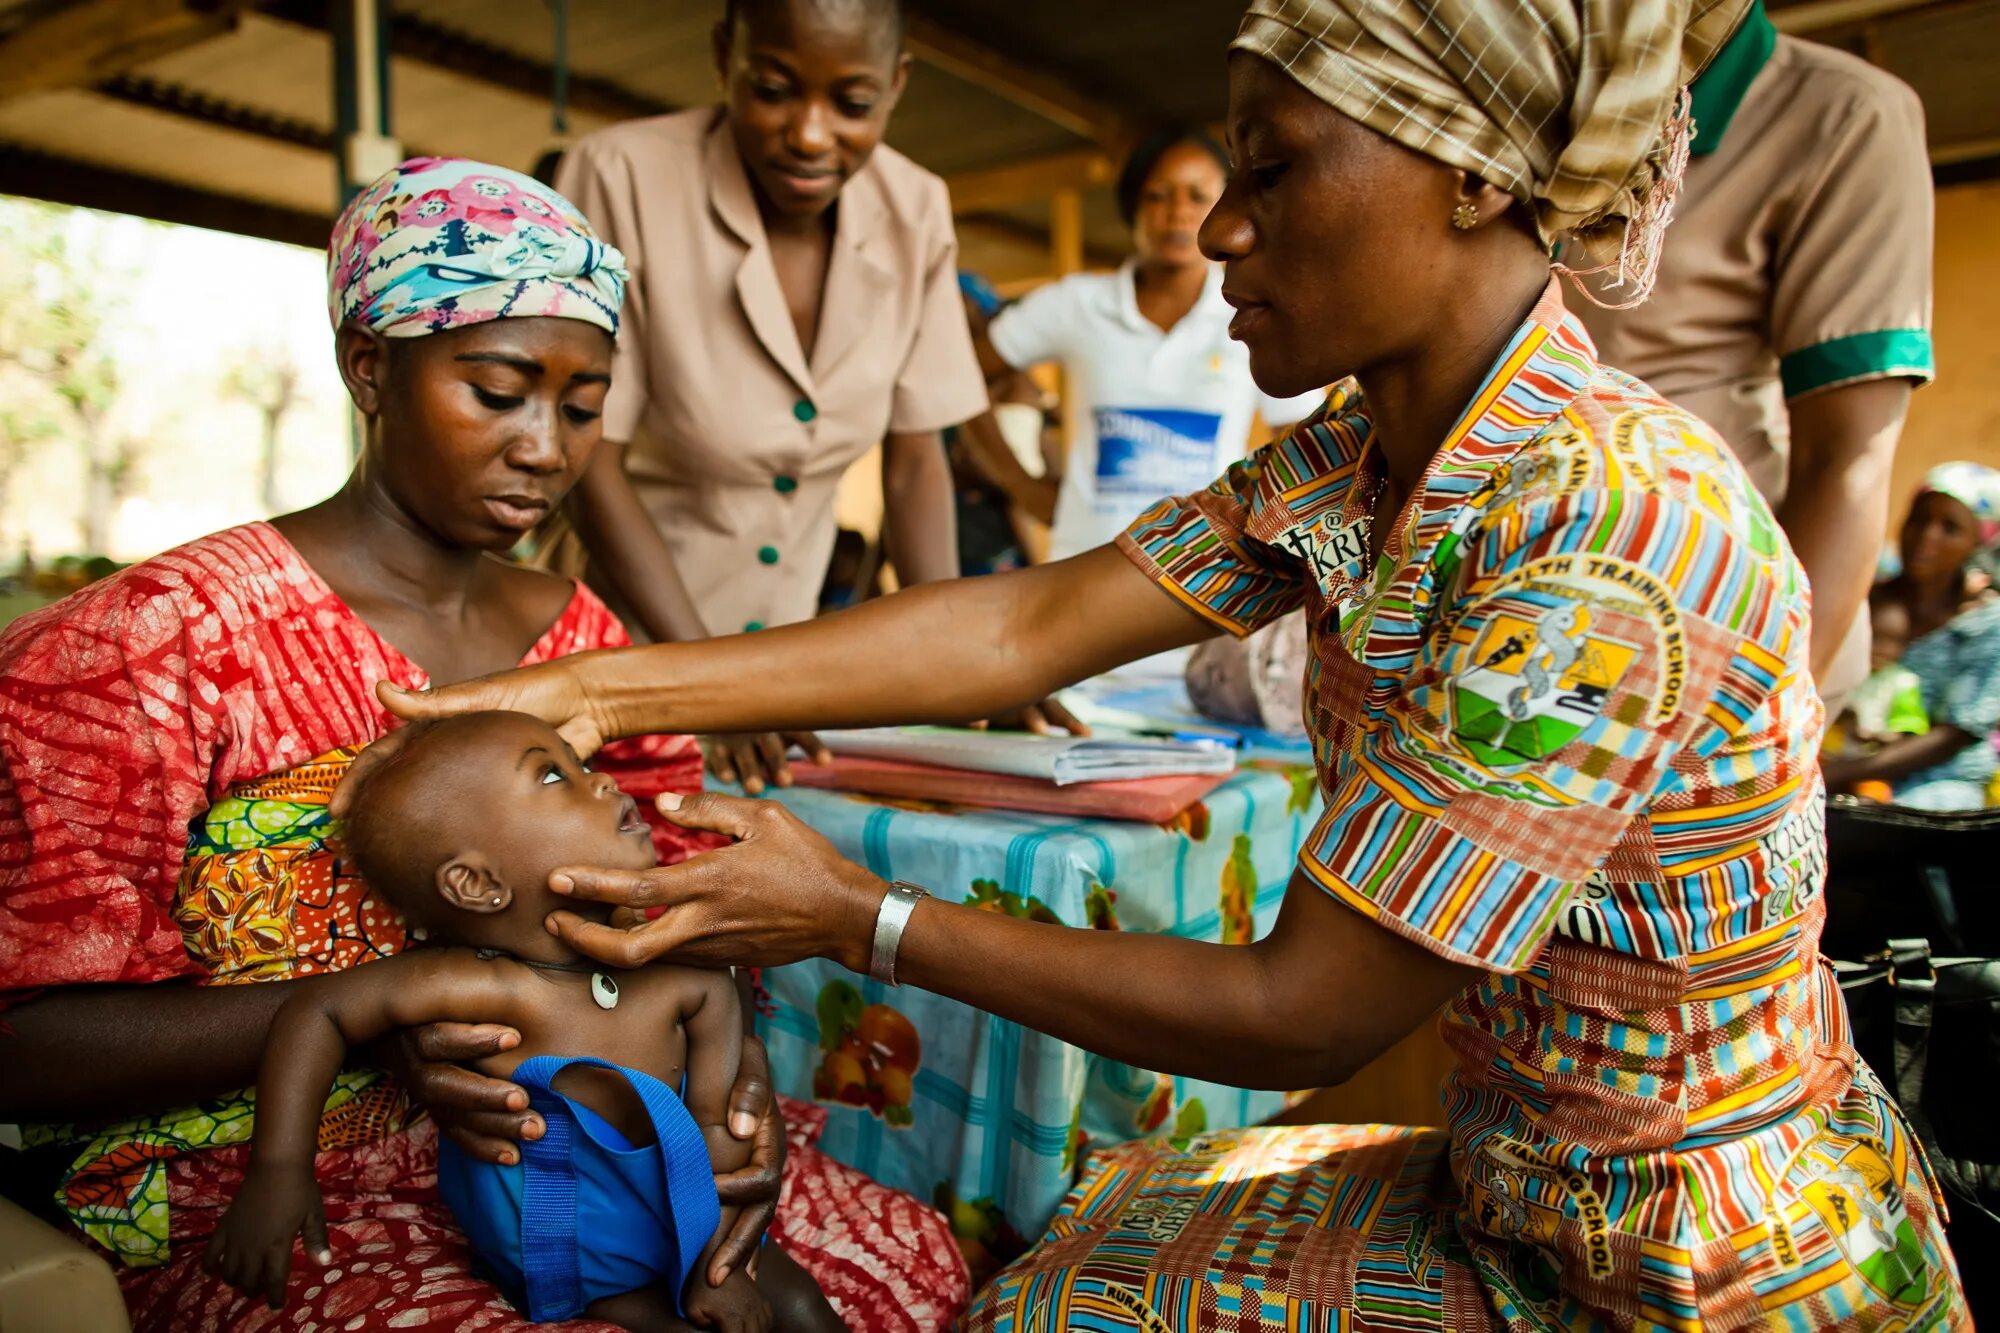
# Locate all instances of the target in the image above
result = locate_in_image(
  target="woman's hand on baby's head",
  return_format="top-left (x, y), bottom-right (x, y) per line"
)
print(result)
top-left (203, 1163), bottom-right (329, 1310)
top-left (373, 661), bottom-right (607, 759)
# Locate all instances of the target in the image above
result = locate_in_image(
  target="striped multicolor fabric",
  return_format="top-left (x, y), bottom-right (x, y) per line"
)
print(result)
top-left (967, 281), bottom-right (1968, 1328)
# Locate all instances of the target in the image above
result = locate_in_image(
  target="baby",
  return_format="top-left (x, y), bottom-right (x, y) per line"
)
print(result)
top-left (205, 711), bottom-right (839, 1333)
top-left (1827, 592), bottom-right (1930, 766)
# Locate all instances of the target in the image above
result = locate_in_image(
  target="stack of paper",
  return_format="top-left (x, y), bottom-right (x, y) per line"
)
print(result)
top-left (788, 757), bottom-right (1229, 822)
top-left (814, 727), bottom-right (1236, 787)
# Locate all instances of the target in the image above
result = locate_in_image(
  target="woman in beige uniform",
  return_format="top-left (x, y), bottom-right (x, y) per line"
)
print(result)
top-left (556, 0), bottom-right (988, 791)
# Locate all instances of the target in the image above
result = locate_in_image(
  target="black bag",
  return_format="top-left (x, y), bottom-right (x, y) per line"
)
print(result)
top-left (1826, 790), bottom-right (2000, 1312)
top-left (1836, 942), bottom-right (2000, 1212)
top-left (1835, 940), bottom-right (2000, 1315)
top-left (1822, 798), bottom-right (2000, 960)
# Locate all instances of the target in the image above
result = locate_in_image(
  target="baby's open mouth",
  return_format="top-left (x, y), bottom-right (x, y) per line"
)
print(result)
top-left (616, 794), bottom-right (648, 835)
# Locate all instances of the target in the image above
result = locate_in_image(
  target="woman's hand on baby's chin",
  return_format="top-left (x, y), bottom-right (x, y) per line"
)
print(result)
top-left (542, 792), bottom-right (882, 974)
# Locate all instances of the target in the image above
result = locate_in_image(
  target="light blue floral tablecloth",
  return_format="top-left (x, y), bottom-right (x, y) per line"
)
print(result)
top-left (745, 735), bottom-right (1320, 1279)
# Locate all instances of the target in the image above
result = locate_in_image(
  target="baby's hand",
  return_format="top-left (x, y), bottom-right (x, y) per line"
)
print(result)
top-left (202, 1164), bottom-right (331, 1309)
top-left (683, 1266), bottom-right (772, 1333)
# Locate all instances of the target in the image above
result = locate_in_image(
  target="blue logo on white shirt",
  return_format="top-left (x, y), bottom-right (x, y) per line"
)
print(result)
top-left (1093, 407), bottom-right (1224, 497)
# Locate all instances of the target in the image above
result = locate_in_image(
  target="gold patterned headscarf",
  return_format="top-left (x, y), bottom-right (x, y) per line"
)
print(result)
top-left (1233, 0), bottom-right (1750, 305)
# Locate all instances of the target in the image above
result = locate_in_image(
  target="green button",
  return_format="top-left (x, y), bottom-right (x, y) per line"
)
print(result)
top-left (773, 474), bottom-right (797, 494)
top-left (744, 620), bottom-right (764, 632)
top-left (757, 545), bottom-right (780, 565)
top-left (792, 399), bottom-right (816, 423)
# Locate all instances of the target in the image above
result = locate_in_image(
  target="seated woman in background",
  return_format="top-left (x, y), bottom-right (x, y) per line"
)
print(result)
top-left (1824, 461), bottom-right (2000, 809)
top-left (0, 158), bottom-right (965, 1333)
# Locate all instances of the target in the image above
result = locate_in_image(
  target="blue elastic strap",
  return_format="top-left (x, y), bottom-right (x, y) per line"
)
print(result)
top-left (511, 1054), bottom-right (721, 1321)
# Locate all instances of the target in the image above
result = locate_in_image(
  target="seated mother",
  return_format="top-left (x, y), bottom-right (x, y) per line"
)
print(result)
top-left (0, 158), bottom-right (965, 1333)
top-left (382, 2), bottom-right (1968, 1326)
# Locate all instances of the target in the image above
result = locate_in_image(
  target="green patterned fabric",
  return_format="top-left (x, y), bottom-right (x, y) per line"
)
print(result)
top-left (21, 1072), bottom-right (390, 1266)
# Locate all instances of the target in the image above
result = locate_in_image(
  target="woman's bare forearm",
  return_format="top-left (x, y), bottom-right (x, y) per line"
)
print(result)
top-left (903, 906), bottom-right (1326, 1086)
top-left (960, 412), bottom-right (1059, 525)
top-left (571, 443), bottom-right (712, 645)
top-left (586, 547), bottom-right (1212, 742)
top-left (883, 868), bottom-right (1474, 1089)
top-left (881, 430), bottom-right (960, 586)
top-left (0, 980), bottom-right (304, 1123)
top-left (1827, 724), bottom-right (1976, 789)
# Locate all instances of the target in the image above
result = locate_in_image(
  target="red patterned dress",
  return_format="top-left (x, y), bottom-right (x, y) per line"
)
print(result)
top-left (0, 522), bottom-right (969, 1332)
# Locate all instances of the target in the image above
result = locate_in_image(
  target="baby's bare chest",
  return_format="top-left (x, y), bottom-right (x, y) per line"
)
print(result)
top-left (472, 966), bottom-right (697, 1091)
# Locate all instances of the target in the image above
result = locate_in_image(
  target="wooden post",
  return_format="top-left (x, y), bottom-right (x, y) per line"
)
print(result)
top-left (1049, 187), bottom-right (1085, 276)
top-left (332, 0), bottom-right (401, 205)
top-left (332, 0), bottom-right (399, 459)
top-left (1047, 187), bottom-right (1085, 469)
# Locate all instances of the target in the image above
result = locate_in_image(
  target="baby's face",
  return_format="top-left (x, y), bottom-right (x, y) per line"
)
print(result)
top-left (404, 712), bottom-right (659, 915)
top-left (1870, 599), bottom-right (1911, 672)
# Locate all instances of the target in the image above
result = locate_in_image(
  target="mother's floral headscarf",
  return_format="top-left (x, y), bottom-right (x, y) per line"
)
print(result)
top-left (328, 157), bottom-right (628, 339)
top-left (1232, 0), bottom-right (1750, 306)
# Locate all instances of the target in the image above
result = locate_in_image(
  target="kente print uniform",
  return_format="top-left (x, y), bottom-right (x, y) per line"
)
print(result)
top-left (965, 282), bottom-right (1966, 1331)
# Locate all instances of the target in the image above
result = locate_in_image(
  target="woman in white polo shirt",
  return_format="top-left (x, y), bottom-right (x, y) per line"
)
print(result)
top-left (977, 129), bottom-right (1323, 565)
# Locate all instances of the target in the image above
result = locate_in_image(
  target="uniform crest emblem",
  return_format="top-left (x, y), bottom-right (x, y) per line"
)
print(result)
top-left (1275, 507), bottom-right (1370, 598)
top-left (1452, 600), bottom-right (1640, 765)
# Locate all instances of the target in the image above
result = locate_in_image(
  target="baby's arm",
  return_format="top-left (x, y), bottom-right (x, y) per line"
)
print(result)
top-left (675, 968), bottom-right (764, 1323)
top-left (203, 950), bottom-right (517, 1308)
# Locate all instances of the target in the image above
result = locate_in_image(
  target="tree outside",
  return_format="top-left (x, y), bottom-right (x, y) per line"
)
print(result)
top-left (0, 194), bottom-right (350, 625)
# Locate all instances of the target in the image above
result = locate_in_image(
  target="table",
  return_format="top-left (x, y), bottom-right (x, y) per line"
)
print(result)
top-left (748, 752), bottom-right (1319, 1278)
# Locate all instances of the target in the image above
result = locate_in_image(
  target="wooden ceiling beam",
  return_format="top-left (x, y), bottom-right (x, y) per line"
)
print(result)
top-left (904, 14), bottom-right (1131, 148)
top-left (0, 0), bottom-right (262, 102)
top-left (259, 0), bottom-right (673, 123)
top-left (945, 146), bottom-right (1117, 215)
top-left (1770, 0), bottom-right (1952, 31)
top-left (82, 71), bottom-right (446, 160)
top-left (91, 72), bottom-right (334, 152)
top-left (0, 142), bottom-right (331, 246)
top-left (958, 211), bottom-right (1123, 269)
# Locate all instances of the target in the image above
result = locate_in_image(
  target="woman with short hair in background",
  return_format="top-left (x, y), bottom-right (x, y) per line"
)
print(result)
top-left (974, 127), bottom-right (1323, 579)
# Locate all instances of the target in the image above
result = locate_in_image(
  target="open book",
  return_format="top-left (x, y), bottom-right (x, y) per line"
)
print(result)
top-left (813, 726), bottom-right (1236, 787)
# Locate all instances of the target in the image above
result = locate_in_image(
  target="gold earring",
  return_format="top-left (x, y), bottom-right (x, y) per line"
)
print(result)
top-left (1451, 204), bottom-right (1479, 231)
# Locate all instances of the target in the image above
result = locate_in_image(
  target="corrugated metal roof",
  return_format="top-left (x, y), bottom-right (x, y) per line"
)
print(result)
top-left (0, 0), bottom-right (1994, 282)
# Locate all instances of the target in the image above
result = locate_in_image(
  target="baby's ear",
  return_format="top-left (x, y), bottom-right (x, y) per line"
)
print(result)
top-left (437, 855), bottom-right (509, 914)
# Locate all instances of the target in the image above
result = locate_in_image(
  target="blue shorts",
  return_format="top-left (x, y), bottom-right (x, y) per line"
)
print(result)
top-left (436, 1056), bottom-right (720, 1322)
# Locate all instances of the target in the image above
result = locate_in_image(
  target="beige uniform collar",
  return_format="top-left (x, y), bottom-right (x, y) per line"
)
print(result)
top-left (703, 111), bottom-right (896, 399)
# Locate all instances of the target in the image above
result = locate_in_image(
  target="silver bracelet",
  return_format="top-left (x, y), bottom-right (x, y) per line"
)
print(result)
top-left (868, 880), bottom-right (930, 986)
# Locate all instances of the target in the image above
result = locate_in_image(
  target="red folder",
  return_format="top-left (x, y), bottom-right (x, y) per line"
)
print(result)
top-left (787, 754), bottom-right (1227, 822)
